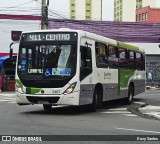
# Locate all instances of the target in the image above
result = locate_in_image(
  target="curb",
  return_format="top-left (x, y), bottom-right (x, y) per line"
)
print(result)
top-left (145, 86), bottom-right (160, 91)
top-left (138, 105), bottom-right (160, 120)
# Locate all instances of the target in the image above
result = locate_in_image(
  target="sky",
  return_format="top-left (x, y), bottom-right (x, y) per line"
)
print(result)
top-left (0, 0), bottom-right (114, 21)
top-left (0, 0), bottom-right (160, 53)
top-left (0, 0), bottom-right (114, 53)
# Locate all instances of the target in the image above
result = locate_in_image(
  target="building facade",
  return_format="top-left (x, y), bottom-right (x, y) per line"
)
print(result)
top-left (70, 0), bottom-right (102, 20)
top-left (136, 6), bottom-right (160, 23)
top-left (114, 0), bottom-right (157, 22)
top-left (0, 14), bottom-right (41, 57)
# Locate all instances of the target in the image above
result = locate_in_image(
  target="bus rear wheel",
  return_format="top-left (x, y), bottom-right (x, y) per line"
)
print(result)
top-left (43, 104), bottom-right (52, 111)
top-left (125, 85), bottom-right (134, 104)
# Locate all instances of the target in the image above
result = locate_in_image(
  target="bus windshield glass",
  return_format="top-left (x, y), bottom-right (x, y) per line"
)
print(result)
top-left (18, 32), bottom-right (78, 80)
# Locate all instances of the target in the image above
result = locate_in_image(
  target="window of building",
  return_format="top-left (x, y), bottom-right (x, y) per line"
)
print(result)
top-left (145, 12), bottom-right (148, 20)
top-left (136, 15), bottom-right (139, 22)
top-left (71, 16), bottom-right (75, 19)
top-left (86, 16), bottom-right (91, 19)
top-left (139, 14), bottom-right (142, 21)
top-left (142, 13), bottom-right (145, 21)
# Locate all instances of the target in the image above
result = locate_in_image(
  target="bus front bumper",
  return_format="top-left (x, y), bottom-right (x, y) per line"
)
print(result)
top-left (15, 92), bottom-right (80, 106)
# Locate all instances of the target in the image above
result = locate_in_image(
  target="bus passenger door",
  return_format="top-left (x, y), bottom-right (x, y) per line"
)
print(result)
top-left (79, 38), bottom-right (95, 105)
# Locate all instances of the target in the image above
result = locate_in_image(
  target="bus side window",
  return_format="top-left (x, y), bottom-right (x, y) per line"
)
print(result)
top-left (119, 48), bottom-right (128, 68)
top-left (128, 50), bottom-right (136, 69)
top-left (136, 52), bottom-right (144, 71)
top-left (108, 45), bottom-right (119, 69)
top-left (95, 42), bottom-right (108, 68)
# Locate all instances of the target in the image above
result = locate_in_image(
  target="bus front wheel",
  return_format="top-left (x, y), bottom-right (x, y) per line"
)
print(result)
top-left (43, 104), bottom-right (52, 111)
top-left (90, 88), bottom-right (102, 112)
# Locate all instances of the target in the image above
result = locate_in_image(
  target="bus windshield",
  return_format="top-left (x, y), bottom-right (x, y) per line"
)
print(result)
top-left (18, 43), bottom-right (77, 80)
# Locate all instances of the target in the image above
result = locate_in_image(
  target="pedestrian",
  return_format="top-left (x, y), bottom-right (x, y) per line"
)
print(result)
top-left (147, 71), bottom-right (154, 86)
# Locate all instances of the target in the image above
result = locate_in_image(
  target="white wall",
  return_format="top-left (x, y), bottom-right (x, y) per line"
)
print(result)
top-left (92, 0), bottom-right (102, 20)
top-left (75, 0), bottom-right (85, 20)
top-left (143, 0), bottom-right (157, 7)
top-left (0, 19), bottom-right (41, 54)
top-left (122, 0), bottom-right (136, 22)
top-left (73, 0), bottom-right (102, 20)
top-left (128, 42), bottom-right (160, 55)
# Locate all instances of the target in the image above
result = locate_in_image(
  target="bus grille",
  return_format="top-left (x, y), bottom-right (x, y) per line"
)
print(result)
top-left (26, 96), bottom-right (60, 104)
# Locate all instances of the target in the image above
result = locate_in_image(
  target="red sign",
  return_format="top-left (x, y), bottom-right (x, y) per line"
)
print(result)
top-left (11, 31), bottom-right (22, 41)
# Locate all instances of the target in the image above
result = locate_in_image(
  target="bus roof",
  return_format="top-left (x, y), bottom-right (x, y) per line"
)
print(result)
top-left (22, 28), bottom-right (143, 53)
top-left (117, 41), bottom-right (144, 53)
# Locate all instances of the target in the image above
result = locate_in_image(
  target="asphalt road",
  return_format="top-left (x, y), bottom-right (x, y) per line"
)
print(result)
top-left (0, 91), bottom-right (160, 143)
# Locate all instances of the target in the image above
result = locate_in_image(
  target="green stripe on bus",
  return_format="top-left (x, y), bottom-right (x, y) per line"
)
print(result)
top-left (16, 79), bottom-right (23, 88)
top-left (117, 41), bottom-right (139, 51)
top-left (119, 69), bottom-right (135, 88)
top-left (26, 87), bottom-right (42, 94)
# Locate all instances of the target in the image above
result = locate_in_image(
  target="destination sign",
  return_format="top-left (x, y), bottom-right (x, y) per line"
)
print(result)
top-left (23, 32), bottom-right (78, 42)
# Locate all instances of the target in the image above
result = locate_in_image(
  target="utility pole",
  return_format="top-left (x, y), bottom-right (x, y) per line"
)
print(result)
top-left (41, 0), bottom-right (48, 29)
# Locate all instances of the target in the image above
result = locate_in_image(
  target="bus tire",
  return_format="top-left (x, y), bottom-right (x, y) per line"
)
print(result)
top-left (126, 85), bottom-right (134, 104)
top-left (90, 88), bottom-right (102, 112)
top-left (43, 104), bottom-right (52, 111)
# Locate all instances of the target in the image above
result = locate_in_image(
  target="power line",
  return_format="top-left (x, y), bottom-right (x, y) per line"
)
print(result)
top-left (2, 0), bottom-right (36, 9)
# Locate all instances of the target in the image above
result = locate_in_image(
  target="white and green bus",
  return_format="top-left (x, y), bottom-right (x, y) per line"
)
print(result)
top-left (15, 29), bottom-right (145, 111)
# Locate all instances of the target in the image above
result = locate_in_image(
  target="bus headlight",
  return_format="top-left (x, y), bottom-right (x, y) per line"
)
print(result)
top-left (63, 82), bottom-right (77, 95)
top-left (16, 83), bottom-right (24, 94)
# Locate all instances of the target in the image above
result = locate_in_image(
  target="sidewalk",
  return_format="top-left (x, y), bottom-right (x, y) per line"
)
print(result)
top-left (139, 105), bottom-right (160, 119)
top-left (145, 86), bottom-right (160, 90)
top-left (0, 91), bottom-right (16, 97)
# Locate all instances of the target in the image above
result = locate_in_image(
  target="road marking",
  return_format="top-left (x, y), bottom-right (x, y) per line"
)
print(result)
top-left (101, 111), bottom-right (131, 114)
top-left (0, 96), bottom-right (16, 103)
top-left (134, 101), bottom-right (145, 105)
top-left (122, 114), bottom-right (137, 117)
top-left (108, 108), bottom-right (127, 111)
top-left (0, 97), bottom-right (15, 100)
top-left (115, 127), bottom-right (160, 134)
top-left (0, 94), bottom-right (16, 97)
top-left (0, 99), bottom-right (10, 102)
top-left (8, 101), bottom-right (16, 103)
top-left (100, 107), bottom-right (136, 117)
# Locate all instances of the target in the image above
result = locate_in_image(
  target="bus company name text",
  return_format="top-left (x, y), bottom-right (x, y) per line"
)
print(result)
top-left (104, 72), bottom-right (111, 79)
